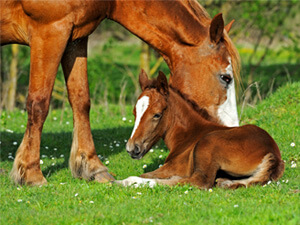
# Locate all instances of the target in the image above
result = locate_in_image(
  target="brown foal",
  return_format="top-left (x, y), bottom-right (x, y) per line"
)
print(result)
top-left (117, 71), bottom-right (284, 189)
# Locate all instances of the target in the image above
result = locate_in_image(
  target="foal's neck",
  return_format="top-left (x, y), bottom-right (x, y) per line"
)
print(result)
top-left (108, 0), bottom-right (210, 69)
top-left (163, 88), bottom-right (221, 153)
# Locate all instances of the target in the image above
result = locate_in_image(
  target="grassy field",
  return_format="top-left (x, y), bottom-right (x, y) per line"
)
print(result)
top-left (0, 81), bottom-right (299, 224)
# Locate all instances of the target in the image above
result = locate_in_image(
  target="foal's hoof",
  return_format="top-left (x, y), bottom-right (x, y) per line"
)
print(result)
top-left (94, 171), bottom-right (115, 183)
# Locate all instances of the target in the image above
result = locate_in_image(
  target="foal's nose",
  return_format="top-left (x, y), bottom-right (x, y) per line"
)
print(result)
top-left (126, 141), bottom-right (141, 158)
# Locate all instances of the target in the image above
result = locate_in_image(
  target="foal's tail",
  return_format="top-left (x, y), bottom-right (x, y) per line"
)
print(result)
top-left (217, 153), bottom-right (285, 189)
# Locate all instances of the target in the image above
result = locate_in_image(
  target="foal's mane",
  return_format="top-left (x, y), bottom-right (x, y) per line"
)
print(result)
top-left (169, 86), bottom-right (214, 122)
top-left (142, 77), bottom-right (213, 122)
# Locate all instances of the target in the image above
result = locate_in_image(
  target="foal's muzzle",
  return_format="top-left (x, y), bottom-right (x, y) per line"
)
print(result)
top-left (126, 141), bottom-right (145, 159)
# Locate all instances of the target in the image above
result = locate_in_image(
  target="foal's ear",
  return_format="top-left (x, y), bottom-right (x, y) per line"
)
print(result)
top-left (139, 69), bottom-right (149, 91)
top-left (210, 13), bottom-right (224, 44)
top-left (225, 19), bottom-right (235, 34)
top-left (157, 71), bottom-right (169, 95)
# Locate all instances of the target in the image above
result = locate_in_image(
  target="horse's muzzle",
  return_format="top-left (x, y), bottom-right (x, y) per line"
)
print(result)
top-left (126, 142), bottom-right (145, 159)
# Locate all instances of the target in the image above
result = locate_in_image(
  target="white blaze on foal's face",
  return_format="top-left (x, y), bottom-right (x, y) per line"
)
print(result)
top-left (217, 57), bottom-right (239, 127)
top-left (130, 95), bottom-right (150, 138)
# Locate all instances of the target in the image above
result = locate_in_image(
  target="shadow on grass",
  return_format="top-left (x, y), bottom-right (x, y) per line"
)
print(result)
top-left (0, 126), bottom-right (142, 178)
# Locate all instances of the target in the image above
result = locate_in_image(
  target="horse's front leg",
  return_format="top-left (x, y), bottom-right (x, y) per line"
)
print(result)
top-left (10, 21), bottom-right (72, 186)
top-left (61, 38), bottom-right (114, 183)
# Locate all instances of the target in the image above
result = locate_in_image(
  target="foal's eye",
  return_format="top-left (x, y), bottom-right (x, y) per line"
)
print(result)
top-left (220, 74), bottom-right (232, 86)
top-left (153, 113), bottom-right (162, 119)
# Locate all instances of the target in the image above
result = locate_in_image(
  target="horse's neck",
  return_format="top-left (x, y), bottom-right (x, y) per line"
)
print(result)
top-left (108, 0), bottom-right (210, 69)
top-left (163, 89), bottom-right (213, 153)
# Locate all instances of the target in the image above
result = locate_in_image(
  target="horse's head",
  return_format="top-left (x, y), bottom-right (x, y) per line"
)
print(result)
top-left (169, 13), bottom-right (240, 127)
top-left (126, 70), bottom-right (169, 159)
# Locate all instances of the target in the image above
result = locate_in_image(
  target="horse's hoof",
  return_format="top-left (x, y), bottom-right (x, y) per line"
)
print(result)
top-left (94, 171), bottom-right (115, 183)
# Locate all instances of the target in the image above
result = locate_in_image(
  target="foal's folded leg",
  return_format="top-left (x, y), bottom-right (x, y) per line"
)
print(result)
top-left (61, 38), bottom-right (114, 183)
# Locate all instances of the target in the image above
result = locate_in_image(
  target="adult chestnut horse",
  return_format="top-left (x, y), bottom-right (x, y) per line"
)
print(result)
top-left (117, 71), bottom-right (284, 189)
top-left (1, 0), bottom-right (240, 185)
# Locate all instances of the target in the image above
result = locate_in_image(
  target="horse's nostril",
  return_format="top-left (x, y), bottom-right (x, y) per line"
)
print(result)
top-left (134, 145), bottom-right (140, 155)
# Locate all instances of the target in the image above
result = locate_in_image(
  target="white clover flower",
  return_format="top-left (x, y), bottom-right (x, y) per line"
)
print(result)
top-left (53, 117), bottom-right (57, 121)
top-left (290, 142), bottom-right (295, 147)
top-left (45, 146), bottom-right (49, 149)
top-left (137, 192), bottom-right (142, 195)
top-left (149, 149), bottom-right (154, 153)
top-left (159, 164), bottom-right (163, 168)
top-left (132, 196), bottom-right (137, 199)
top-left (13, 142), bottom-right (18, 145)
top-left (40, 160), bottom-right (44, 165)
top-left (234, 205), bottom-right (239, 208)
top-left (116, 144), bottom-right (120, 147)
top-left (159, 155), bottom-right (163, 158)
top-left (105, 161), bottom-right (109, 165)
top-left (143, 164), bottom-right (147, 169)
top-left (122, 117), bottom-right (127, 121)
top-left (66, 121), bottom-right (70, 125)
top-left (60, 154), bottom-right (64, 158)
top-left (17, 199), bottom-right (22, 202)
top-left (89, 201), bottom-right (94, 204)
top-left (184, 190), bottom-right (188, 194)
top-left (21, 125), bottom-right (25, 128)
top-left (208, 189), bottom-right (213, 192)
top-left (53, 148), bottom-right (57, 151)
top-left (51, 163), bottom-right (55, 166)
top-left (291, 163), bottom-right (297, 168)
top-left (129, 120), bottom-right (132, 123)
top-left (160, 149), bottom-right (164, 152)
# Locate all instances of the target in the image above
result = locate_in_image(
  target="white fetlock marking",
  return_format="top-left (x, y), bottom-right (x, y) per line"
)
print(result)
top-left (130, 96), bottom-right (150, 138)
top-left (116, 176), bottom-right (157, 188)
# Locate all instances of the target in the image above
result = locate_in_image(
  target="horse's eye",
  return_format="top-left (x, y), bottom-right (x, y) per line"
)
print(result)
top-left (220, 74), bottom-right (232, 85)
top-left (153, 113), bottom-right (162, 119)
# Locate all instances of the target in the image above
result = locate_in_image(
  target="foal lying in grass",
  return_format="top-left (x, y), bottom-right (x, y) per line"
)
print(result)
top-left (116, 70), bottom-right (284, 189)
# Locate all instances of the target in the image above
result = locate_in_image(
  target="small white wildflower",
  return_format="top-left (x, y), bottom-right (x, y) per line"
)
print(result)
top-left (17, 199), bottom-right (22, 202)
top-left (41, 155), bottom-right (47, 158)
top-left (267, 181), bottom-right (272, 185)
top-left (13, 142), bottom-right (18, 145)
top-left (51, 163), bottom-right (55, 166)
top-left (105, 160), bottom-right (109, 165)
top-left (263, 184), bottom-right (267, 187)
top-left (159, 164), bottom-right (163, 168)
top-left (122, 117), bottom-right (127, 121)
top-left (290, 142), bottom-right (295, 147)
top-left (208, 188), bottom-right (213, 192)
top-left (6, 129), bottom-right (14, 133)
top-left (143, 164), bottom-right (147, 169)
top-left (0, 141), bottom-right (1, 144)
top-left (17, 187), bottom-right (21, 190)
top-left (132, 196), bottom-right (137, 199)
top-left (53, 148), bottom-right (57, 151)
top-left (8, 156), bottom-right (14, 159)
top-left (291, 163), bottom-right (297, 168)
top-left (60, 183), bottom-right (66, 185)
top-left (21, 110), bottom-right (25, 114)
top-left (116, 143), bottom-right (120, 147)
top-left (285, 180), bottom-right (289, 183)
top-left (75, 193), bottom-right (79, 197)
top-left (184, 190), bottom-right (188, 194)
top-left (40, 160), bottom-right (43, 165)
top-left (66, 121), bottom-right (70, 125)
top-left (89, 201), bottom-right (94, 204)
top-left (51, 157), bottom-right (55, 160)
top-left (8, 152), bottom-right (12, 156)
top-left (160, 149), bottom-right (164, 152)
top-left (21, 125), bottom-right (25, 128)
top-left (277, 181), bottom-right (280, 186)
top-left (137, 192), bottom-right (142, 195)
top-left (149, 149), bottom-right (154, 153)
top-left (60, 154), bottom-right (64, 158)
top-left (45, 146), bottom-right (49, 149)
top-left (7, 115), bottom-right (11, 118)
top-left (53, 117), bottom-right (57, 121)
top-left (129, 120), bottom-right (132, 123)
top-left (234, 205), bottom-right (239, 208)
top-left (159, 155), bottom-right (163, 158)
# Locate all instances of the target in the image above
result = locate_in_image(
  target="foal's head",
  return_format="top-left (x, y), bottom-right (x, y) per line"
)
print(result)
top-left (126, 70), bottom-right (169, 159)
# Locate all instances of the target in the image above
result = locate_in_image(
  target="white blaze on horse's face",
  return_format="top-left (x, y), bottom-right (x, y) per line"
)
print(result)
top-left (130, 95), bottom-right (150, 138)
top-left (218, 58), bottom-right (239, 127)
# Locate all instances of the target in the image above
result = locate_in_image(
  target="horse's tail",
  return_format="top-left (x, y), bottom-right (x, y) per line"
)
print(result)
top-left (217, 153), bottom-right (284, 189)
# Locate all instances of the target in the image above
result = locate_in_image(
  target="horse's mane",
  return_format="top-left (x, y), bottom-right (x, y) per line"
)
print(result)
top-left (169, 85), bottom-right (214, 122)
top-left (143, 77), bottom-right (213, 121)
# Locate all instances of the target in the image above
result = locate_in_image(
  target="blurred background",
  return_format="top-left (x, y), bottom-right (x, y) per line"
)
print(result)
top-left (1, 0), bottom-right (299, 113)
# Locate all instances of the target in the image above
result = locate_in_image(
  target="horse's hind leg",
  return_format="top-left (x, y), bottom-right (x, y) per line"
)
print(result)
top-left (61, 38), bottom-right (114, 183)
top-left (10, 22), bottom-right (72, 186)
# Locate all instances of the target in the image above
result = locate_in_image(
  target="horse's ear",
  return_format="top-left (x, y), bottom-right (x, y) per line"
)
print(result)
top-left (210, 13), bottom-right (224, 44)
top-left (225, 19), bottom-right (235, 34)
top-left (157, 71), bottom-right (169, 95)
top-left (139, 69), bottom-right (149, 91)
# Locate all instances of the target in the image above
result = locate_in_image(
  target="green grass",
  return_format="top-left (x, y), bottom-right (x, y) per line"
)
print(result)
top-left (1, 82), bottom-right (299, 225)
